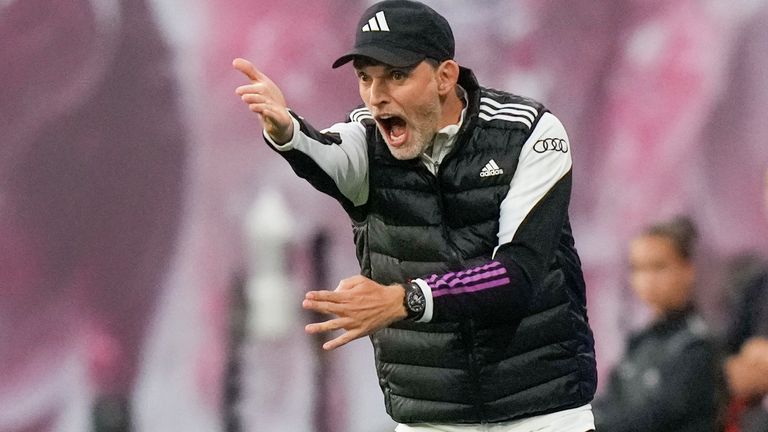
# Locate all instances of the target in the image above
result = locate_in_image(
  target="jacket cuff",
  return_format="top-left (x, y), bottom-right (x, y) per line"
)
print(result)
top-left (411, 278), bottom-right (433, 323)
top-left (262, 113), bottom-right (300, 151)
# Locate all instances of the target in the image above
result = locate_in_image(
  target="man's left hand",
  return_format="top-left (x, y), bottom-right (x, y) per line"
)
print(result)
top-left (303, 275), bottom-right (407, 350)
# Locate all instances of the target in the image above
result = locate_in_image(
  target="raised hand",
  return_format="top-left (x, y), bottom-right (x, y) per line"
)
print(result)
top-left (303, 275), bottom-right (408, 350)
top-left (233, 57), bottom-right (294, 144)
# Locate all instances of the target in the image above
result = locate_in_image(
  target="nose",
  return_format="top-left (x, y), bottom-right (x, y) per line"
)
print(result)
top-left (368, 78), bottom-right (389, 107)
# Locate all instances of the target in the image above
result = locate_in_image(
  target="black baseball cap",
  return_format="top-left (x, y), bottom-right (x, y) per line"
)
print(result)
top-left (332, 0), bottom-right (455, 69)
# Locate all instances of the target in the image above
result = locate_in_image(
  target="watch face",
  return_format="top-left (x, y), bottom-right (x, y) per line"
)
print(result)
top-left (407, 290), bottom-right (425, 313)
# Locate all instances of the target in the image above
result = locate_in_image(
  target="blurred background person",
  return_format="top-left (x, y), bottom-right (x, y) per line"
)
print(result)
top-left (592, 216), bottom-right (724, 432)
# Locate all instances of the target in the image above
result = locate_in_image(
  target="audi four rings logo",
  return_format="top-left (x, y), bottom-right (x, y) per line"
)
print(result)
top-left (533, 138), bottom-right (569, 153)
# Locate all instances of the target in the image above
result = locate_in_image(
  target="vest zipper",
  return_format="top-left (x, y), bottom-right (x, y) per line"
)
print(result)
top-left (430, 167), bottom-right (462, 264)
top-left (462, 319), bottom-right (486, 421)
top-left (432, 110), bottom-right (473, 262)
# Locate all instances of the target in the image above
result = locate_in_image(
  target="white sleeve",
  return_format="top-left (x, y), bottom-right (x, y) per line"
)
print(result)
top-left (494, 112), bottom-right (572, 255)
top-left (263, 115), bottom-right (370, 206)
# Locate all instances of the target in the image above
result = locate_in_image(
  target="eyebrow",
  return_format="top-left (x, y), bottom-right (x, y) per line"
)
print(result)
top-left (354, 63), bottom-right (419, 74)
top-left (389, 63), bottom-right (419, 73)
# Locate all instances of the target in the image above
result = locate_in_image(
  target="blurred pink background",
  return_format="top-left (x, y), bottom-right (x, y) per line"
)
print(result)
top-left (2, 0), bottom-right (768, 431)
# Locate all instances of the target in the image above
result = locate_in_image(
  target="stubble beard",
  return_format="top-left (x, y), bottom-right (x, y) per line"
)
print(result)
top-left (387, 99), bottom-right (442, 161)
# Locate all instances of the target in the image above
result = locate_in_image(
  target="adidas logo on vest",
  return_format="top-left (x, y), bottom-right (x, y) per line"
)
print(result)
top-left (362, 11), bottom-right (390, 32)
top-left (480, 159), bottom-right (504, 177)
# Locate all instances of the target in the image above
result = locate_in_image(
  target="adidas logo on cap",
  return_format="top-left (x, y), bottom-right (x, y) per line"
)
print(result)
top-left (362, 11), bottom-right (389, 32)
top-left (480, 159), bottom-right (504, 177)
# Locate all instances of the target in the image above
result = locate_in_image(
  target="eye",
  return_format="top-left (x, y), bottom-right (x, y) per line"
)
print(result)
top-left (391, 70), bottom-right (406, 80)
top-left (357, 71), bottom-right (370, 82)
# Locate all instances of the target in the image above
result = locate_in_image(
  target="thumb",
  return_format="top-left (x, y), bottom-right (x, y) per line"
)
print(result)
top-left (232, 57), bottom-right (263, 82)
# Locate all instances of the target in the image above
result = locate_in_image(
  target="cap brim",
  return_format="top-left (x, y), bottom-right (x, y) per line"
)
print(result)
top-left (332, 44), bottom-right (425, 69)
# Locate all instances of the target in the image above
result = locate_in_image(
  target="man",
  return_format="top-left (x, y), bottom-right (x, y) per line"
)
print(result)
top-left (234, 1), bottom-right (596, 430)
top-left (592, 216), bottom-right (724, 432)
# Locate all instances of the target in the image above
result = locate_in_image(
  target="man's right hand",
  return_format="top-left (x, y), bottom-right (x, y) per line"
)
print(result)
top-left (233, 58), bottom-right (294, 144)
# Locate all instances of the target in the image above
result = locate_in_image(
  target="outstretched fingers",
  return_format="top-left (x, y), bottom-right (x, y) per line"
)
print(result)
top-left (305, 317), bottom-right (360, 350)
top-left (232, 57), bottom-right (264, 82)
top-left (322, 330), bottom-right (363, 351)
top-left (305, 317), bottom-right (350, 334)
top-left (239, 93), bottom-right (273, 116)
top-left (232, 57), bottom-right (293, 142)
top-left (302, 291), bottom-right (347, 315)
top-left (302, 277), bottom-right (406, 351)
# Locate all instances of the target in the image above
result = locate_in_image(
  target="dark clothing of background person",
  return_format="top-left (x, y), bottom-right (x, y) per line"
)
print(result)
top-left (592, 306), bottom-right (723, 432)
top-left (724, 254), bottom-right (768, 352)
top-left (722, 254), bottom-right (768, 432)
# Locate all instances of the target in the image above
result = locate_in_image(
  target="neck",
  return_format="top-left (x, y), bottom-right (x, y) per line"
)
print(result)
top-left (438, 89), bottom-right (464, 128)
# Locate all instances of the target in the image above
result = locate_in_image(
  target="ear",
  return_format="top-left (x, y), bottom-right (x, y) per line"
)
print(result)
top-left (436, 60), bottom-right (460, 96)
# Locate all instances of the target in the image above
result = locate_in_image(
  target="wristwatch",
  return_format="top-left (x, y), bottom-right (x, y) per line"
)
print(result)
top-left (402, 281), bottom-right (426, 321)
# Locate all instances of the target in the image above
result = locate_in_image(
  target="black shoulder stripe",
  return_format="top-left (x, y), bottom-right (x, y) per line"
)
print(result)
top-left (280, 149), bottom-right (363, 219)
top-left (290, 111), bottom-right (341, 145)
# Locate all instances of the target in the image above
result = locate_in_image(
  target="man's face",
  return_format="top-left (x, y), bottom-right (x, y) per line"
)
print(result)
top-left (628, 234), bottom-right (694, 316)
top-left (355, 61), bottom-right (441, 160)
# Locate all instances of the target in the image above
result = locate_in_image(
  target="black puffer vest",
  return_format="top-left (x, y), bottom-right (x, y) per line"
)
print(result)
top-left (351, 68), bottom-right (596, 424)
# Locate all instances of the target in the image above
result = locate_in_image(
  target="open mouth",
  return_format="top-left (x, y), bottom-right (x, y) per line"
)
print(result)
top-left (375, 114), bottom-right (408, 147)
